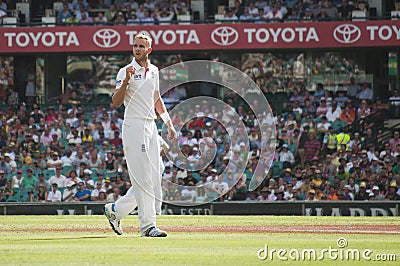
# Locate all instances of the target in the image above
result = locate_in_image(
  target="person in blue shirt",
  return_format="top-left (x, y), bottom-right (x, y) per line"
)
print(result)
top-left (74, 181), bottom-right (91, 201)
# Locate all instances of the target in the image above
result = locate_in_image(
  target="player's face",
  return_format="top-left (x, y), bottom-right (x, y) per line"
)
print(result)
top-left (133, 38), bottom-right (152, 62)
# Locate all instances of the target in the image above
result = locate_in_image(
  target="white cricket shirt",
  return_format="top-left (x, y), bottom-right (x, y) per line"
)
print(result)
top-left (115, 58), bottom-right (159, 120)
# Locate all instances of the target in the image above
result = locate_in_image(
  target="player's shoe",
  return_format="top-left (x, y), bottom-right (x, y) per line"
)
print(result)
top-left (104, 203), bottom-right (123, 235)
top-left (142, 226), bottom-right (168, 237)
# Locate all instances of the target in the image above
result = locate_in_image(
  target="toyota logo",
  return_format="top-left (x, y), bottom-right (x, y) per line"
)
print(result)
top-left (93, 29), bottom-right (121, 48)
top-left (211, 26), bottom-right (239, 46)
top-left (333, 24), bottom-right (361, 44)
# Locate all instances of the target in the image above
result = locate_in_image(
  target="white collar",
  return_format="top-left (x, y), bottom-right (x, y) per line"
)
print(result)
top-left (131, 58), bottom-right (150, 71)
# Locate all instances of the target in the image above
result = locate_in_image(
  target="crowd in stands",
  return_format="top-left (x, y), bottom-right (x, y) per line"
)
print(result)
top-left (2, 0), bottom-right (399, 26)
top-left (1, 50), bottom-right (400, 204)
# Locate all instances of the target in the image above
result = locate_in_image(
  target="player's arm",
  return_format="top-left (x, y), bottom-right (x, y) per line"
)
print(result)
top-left (112, 66), bottom-right (135, 107)
top-left (154, 90), bottom-right (177, 141)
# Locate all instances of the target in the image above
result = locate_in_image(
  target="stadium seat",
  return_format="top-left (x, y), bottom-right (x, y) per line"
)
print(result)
top-left (62, 165), bottom-right (74, 176)
top-left (39, 145), bottom-right (48, 152)
top-left (206, 191), bottom-right (219, 202)
top-left (43, 169), bottom-right (56, 180)
top-left (196, 196), bottom-right (205, 203)
top-left (22, 165), bottom-right (32, 174)
top-left (6, 195), bottom-right (20, 202)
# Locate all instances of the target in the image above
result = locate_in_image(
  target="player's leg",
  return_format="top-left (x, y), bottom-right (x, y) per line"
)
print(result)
top-left (141, 122), bottom-right (167, 237)
top-left (154, 159), bottom-right (164, 215)
top-left (129, 120), bottom-right (158, 234)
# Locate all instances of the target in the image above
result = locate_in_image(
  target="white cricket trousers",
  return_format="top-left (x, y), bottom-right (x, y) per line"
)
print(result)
top-left (114, 118), bottom-right (161, 233)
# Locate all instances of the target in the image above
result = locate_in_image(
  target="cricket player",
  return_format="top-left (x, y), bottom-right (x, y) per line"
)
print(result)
top-left (105, 33), bottom-right (177, 237)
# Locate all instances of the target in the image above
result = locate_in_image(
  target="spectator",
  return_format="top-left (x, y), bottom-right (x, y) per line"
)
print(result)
top-left (47, 183), bottom-right (62, 202)
top-left (74, 181), bottom-right (91, 201)
top-left (106, 187), bottom-right (121, 202)
top-left (58, 3), bottom-right (72, 23)
top-left (126, 11), bottom-right (140, 25)
top-left (21, 168), bottom-right (37, 191)
top-left (306, 189), bottom-right (317, 201)
top-left (389, 131), bottom-right (400, 154)
top-left (370, 185), bottom-right (385, 200)
top-left (325, 0), bottom-right (338, 19)
top-left (63, 181), bottom-right (76, 202)
top-left (48, 166), bottom-right (67, 187)
top-left (66, 12), bottom-right (80, 24)
top-left (180, 182), bottom-right (198, 202)
top-left (265, 5), bottom-right (283, 22)
top-left (277, 144), bottom-right (295, 169)
top-left (357, 83), bottom-right (373, 101)
top-left (339, 0), bottom-right (354, 19)
top-left (223, 8), bottom-right (238, 21)
top-left (211, 175), bottom-right (230, 202)
top-left (303, 132), bottom-right (320, 165)
top-left (91, 181), bottom-right (105, 201)
top-left (140, 10), bottom-right (154, 25)
top-left (326, 101), bottom-right (342, 123)
top-left (347, 77), bottom-right (361, 99)
top-left (104, 4), bottom-right (117, 21)
top-left (386, 181), bottom-right (400, 200)
top-left (75, 5), bottom-right (89, 22)
top-left (239, 8), bottom-right (254, 20)
top-left (155, 7), bottom-right (177, 25)
top-left (94, 11), bottom-right (107, 24)
top-left (79, 11), bottom-right (94, 24)
top-left (35, 184), bottom-right (48, 202)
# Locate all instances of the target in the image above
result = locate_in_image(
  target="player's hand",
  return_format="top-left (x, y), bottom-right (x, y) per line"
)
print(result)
top-left (167, 126), bottom-right (177, 142)
top-left (125, 66), bottom-right (135, 83)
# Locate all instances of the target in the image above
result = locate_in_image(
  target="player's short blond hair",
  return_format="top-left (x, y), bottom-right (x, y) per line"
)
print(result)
top-left (135, 33), bottom-right (152, 48)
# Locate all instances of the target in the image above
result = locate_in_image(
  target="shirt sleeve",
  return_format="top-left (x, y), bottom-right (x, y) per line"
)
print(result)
top-left (115, 67), bottom-right (127, 90)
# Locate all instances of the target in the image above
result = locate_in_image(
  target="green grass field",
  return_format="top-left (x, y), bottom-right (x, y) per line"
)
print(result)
top-left (0, 216), bottom-right (399, 265)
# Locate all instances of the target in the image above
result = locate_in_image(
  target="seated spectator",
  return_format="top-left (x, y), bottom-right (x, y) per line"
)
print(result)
top-left (140, 10), bottom-right (154, 25)
top-left (58, 4), bottom-right (72, 23)
top-left (265, 5), bottom-right (283, 21)
top-left (339, 0), bottom-right (354, 20)
top-left (370, 185), bottom-right (385, 200)
top-left (325, 0), bottom-right (339, 19)
top-left (180, 182), bottom-right (197, 202)
top-left (63, 181), bottom-right (76, 202)
top-left (48, 166), bottom-right (67, 187)
top-left (79, 11), bottom-right (93, 24)
top-left (66, 12), bottom-right (80, 24)
top-left (211, 175), bottom-right (229, 202)
top-left (126, 11), bottom-right (140, 25)
top-left (306, 189), bottom-right (317, 201)
top-left (75, 4), bottom-right (89, 20)
top-left (106, 187), bottom-right (121, 202)
top-left (277, 144), bottom-right (295, 169)
top-left (340, 105), bottom-right (356, 123)
top-left (301, 8), bottom-right (314, 21)
top-left (90, 181), bottom-right (105, 201)
top-left (47, 183), bottom-right (62, 202)
top-left (94, 11), bottom-right (107, 24)
top-left (239, 8), bottom-right (254, 20)
top-left (287, 8), bottom-right (300, 21)
top-left (223, 8), bottom-right (238, 21)
top-left (357, 100), bottom-right (371, 119)
top-left (74, 181), bottom-right (91, 201)
top-left (357, 83), bottom-right (373, 101)
top-left (386, 181), bottom-right (400, 200)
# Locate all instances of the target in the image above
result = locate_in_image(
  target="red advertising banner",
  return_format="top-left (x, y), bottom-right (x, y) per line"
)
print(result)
top-left (0, 20), bottom-right (398, 53)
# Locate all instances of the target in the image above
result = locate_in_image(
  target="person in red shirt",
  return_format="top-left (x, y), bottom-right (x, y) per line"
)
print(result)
top-left (110, 130), bottom-right (122, 148)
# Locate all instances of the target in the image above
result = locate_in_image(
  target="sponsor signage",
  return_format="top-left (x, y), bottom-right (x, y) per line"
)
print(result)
top-left (0, 201), bottom-right (399, 215)
top-left (0, 20), bottom-right (399, 53)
